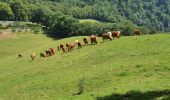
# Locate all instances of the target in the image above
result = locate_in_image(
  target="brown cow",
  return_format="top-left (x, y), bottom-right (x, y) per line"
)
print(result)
top-left (31, 52), bottom-right (36, 60)
top-left (18, 54), bottom-right (22, 58)
top-left (77, 42), bottom-right (82, 48)
top-left (75, 40), bottom-right (82, 48)
top-left (102, 32), bottom-right (113, 42)
top-left (40, 53), bottom-right (46, 58)
top-left (45, 49), bottom-right (52, 57)
top-left (112, 31), bottom-right (120, 39)
top-left (60, 44), bottom-right (66, 53)
top-left (49, 48), bottom-right (55, 55)
top-left (83, 37), bottom-right (89, 45)
top-left (90, 35), bottom-right (97, 44)
top-left (133, 30), bottom-right (141, 35)
top-left (66, 43), bottom-right (75, 52)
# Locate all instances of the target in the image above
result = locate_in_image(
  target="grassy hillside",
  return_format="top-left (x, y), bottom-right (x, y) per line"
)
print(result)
top-left (0, 33), bottom-right (170, 100)
top-left (79, 19), bottom-right (100, 23)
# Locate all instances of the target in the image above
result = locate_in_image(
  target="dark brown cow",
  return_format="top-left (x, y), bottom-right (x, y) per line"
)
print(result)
top-left (31, 52), bottom-right (36, 60)
top-left (90, 35), bottom-right (97, 44)
top-left (75, 40), bottom-right (82, 48)
top-left (83, 37), bottom-right (89, 45)
top-left (66, 43), bottom-right (75, 52)
top-left (45, 49), bottom-right (52, 57)
top-left (77, 42), bottom-right (82, 48)
top-left (112, 31), bottom-right (120, 39)
top-left (60, 44), bottom-right (66, 53)
top-left (18, 54), bottom-right (22, 58)
top-left (40, 53), bottom-right (46, 58)
top-left (133, 30), bottom-right (141, 35)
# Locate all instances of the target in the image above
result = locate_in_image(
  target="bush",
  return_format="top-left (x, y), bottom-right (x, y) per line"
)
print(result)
top-left (11, 28), bottom-right (16, 33)
top-left (139, 26), bottom-right (150, 35)
top-left (34, 28), bottom-right (40, 34)
top-left (149, 28), bottom-right (158, 34)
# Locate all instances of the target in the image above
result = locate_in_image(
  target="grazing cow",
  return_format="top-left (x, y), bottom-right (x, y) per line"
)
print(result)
top-left (75, 40), bottom-right (82, 48)
top-left (18, 54), bottom-right (22, 58)
top-left (90, 35), bottom-right (97, 44)
top-left (49, 48), bottom-right (55, 55)
top-left (31, 52), bottom-right (36, 60)
top-left (45, 49), bottom-right (52, 57)
top-left (133, 30), bottom-right (141, 35)
top-left (83, 37), bottom-right (88, 45)
top-left (40, 53), bottom-right (46, 58)
top-left (102, 32), bottom-right (113, 42)
top-left (66, 43), bottom-right (75, 52)
top-left (77, 42), bottom-right (82, 48)
top-left (112, 31), bottom-right (120, 39)
top-left (60, 44), bottom-right (66, 53)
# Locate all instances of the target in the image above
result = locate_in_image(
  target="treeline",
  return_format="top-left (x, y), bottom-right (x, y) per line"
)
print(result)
top-left (48, 0), bottom-right (170, 32)
top-left (0, 0), bottom-right (169, 38)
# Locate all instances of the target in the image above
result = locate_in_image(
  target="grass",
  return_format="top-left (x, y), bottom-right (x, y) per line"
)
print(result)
top-left (79, 19), bottom-right (100, 23)
top-left (0, 33), bottom-right (170, 100)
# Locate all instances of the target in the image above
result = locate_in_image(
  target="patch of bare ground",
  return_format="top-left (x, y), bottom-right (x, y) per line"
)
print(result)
top-left (0, 31), bottom-right (16, 39)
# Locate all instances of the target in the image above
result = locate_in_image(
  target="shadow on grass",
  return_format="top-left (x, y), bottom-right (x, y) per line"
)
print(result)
top-left (44, 32), bottom-right (60, 40)
top-left (96, 89), bottom-right (170, 100)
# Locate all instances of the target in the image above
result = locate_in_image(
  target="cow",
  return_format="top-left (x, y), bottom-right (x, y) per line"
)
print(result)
top-left (133, 30), bottom-right (141, 35)
top-left (90, 35), bottom-right (97, 44)
top-left (40, 53), bottom-right (46, 58)
top-left (66, 43), bottom-right (75, 52)
top-left (102, 32), bottom-right (113, 42)
top-left (112, 31), bottom-right (120, 39)
top-left (31, 52), bottom-right (36, 60)
top-left (60, 44), bottom-right (66, 53)
top-left (75, 40), bottom-right (82, 48)
top-left (45, 49), bottom-right (52, 57)
top-left (83, 37), bottom-right (89, 45)
top-left (18, 54), bottom-right (22, 58)
top-left (49, 48), bottom-right (55, 55)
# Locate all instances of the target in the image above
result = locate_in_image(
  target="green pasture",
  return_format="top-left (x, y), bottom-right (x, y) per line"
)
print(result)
top-left (0, 33), bottom-right (170, 100)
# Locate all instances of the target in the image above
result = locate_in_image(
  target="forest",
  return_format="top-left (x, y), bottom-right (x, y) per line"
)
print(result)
top-left (0, 0), bottom-right (170, 38)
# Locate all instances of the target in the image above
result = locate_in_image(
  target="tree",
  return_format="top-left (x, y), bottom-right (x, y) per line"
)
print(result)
top-left (0, 2), bottom-right (13, 20)
top-left (31, 5), bottom-right (53, 25)
top-left (48, 14), bottom-right (79, 38)
top-left (10, 1), bottom-right (28, 21)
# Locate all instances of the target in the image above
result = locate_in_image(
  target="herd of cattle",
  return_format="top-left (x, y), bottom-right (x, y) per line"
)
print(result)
top-left (17, 30), bottom-right (141, 60)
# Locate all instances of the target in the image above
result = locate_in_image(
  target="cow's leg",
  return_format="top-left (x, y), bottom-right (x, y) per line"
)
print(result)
top-left (102, 37), bottom-right (105, 42)
top-left (95, 40), bottom-right (97, 44)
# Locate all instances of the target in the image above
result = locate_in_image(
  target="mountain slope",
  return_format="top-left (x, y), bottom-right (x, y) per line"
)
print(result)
top-left (0, 33), bottom-right (170, 99)
top-left (0, 0), bottom-right (170, 32)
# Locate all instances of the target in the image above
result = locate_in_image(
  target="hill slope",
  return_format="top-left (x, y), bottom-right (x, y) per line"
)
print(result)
top-left (1, 0), bottom-right (170, 31)
top-left (0, 33), bottom-right (170, 100)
